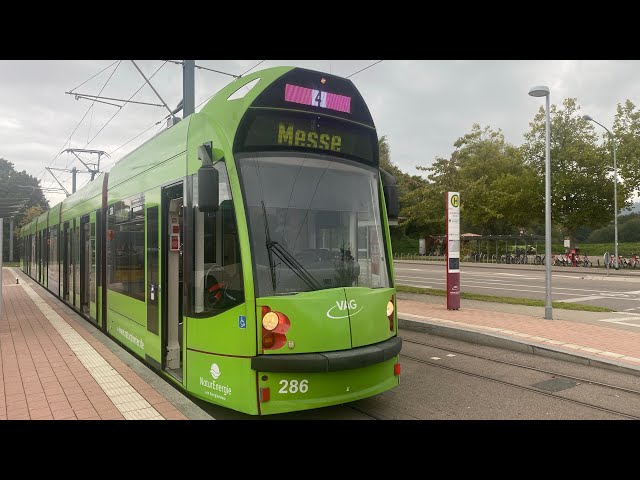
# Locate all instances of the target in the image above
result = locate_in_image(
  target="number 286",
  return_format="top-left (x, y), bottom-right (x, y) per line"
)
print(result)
top-left (278, 379), bottom-right (309, 394)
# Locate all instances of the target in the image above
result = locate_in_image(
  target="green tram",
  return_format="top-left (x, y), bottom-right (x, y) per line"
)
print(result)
top-left (20, 67), bottom-right (401, 415)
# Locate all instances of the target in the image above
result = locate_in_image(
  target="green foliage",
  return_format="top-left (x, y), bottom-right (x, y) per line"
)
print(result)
top-left (613, 100), bottom-right (640, 192)
top-left (586, 225), bottom-right (613, 243)
top-left (587, 213), bottom-right (640, 243)
top-left (573, 225), bottom-right (593, 242)
top-left (1, 158), bottom-right (49, 259)
top-left (521, 98), bottom-right (632, 243)
top-left (561, 243), bottom-right (640, 256)
top-left (381, 96), bottom-right (639, 248)
top-left (379, 136), bottom-right (433, 238)
top-left (415, 124), bottom-right (541, 236)
top-left (391, 235), bottom-right (419, 254)
top-left (17, 205), bottom-right (44, 231)
top-left (0, 158), bottom-right (49, 225)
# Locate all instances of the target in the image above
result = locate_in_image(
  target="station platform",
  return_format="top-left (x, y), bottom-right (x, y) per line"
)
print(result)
top-left (0, 267), bottom-right (212, 421)
top-left (5, 263), bottom-right (640, 421)
top-left (398, 292), bottom-right (640, 377)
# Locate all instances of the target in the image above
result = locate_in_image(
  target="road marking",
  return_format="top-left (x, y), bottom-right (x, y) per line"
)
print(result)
top-left (396, 274), bottom-right (621, 294)
top-left (398, 280), bottom-right (595, 297)
top-left (9, 268), bottom-right (165, 420)
top-left (556, 295), bottom-right (607, 303)
top-left (446, 354), bottom-right (456, 357)
top-left (487, 272), bottom-right (529, 277)
top-left (598, 318), bottom-right (640, 327)
top-left (430, 357), bottom-right (441, 360)
top-left (402, 282), bottom-right (575, 298)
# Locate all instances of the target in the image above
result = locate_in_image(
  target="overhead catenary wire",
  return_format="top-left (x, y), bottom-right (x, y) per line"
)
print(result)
top-left (194, 60), bottom-right (267, 111)
top-left (101, 111), bottom-right (173, 170)
top-left (106, 119), bottom-right (165, 158)
top-left (195, 64), bottom-right (239, 78)
top-left (346, 60), bottom-right (383, 78)
top-left (167, 59), bottom-right (241, 78)
top-left (103, 60), bottom-right (258, 171)
top-left (40, 61), bottom-right (122, 180)
top-left (41, 60), bottom-right (123, 191)
top-left (45, 61), bottom-right (167, 197)
top-left (50, 59), bottom-right (377, 195)
top-left (240, 60), bottom-right (265, 77)
top-left (67, 60), bottom-right (120, 94)
top-left (83, 61), bottom-right (168, 149)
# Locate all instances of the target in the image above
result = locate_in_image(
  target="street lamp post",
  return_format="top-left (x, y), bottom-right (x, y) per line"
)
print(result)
top-left (582, 114), bottom-right (618, 269)
top-left (529, 85), bottom-right (553, 320)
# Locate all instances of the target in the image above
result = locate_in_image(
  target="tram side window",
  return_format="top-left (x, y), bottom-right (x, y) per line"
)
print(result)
top-left (107, 194), bottom-right (146, 301)
top-left (192, 162), bottom-right (244, 315)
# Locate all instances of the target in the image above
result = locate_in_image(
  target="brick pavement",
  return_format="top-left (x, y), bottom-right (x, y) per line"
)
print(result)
top-left (0, 268), bottom-right (190, 420)
top-left (399, 298), bottom-right (640, 368)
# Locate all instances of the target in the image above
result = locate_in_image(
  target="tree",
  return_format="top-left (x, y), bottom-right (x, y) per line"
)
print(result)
top-left (415, 124), bottom-right (540, 236)
top-left (587, 213), bottom-right (640, 244)
top-left (0, 158), bottom-right (49, 260)
top-left (17, 205), bottom-right (45, 230)
top-left (521, 98), bottom-right (631, 247)
top-left (378, 136), bottom-right (430, 239)
top-left (613, 100), bottom-right (640, 193)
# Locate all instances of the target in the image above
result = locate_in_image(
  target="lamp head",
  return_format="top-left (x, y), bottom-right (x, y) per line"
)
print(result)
top-left (582, 114), bottom-right (594, 121)
top-left (528, 85), bottom-right (550, 97)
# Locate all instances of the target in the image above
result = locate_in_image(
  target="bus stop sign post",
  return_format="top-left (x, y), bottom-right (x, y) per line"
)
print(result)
top-left (447, 192), bottom-right (460, 310)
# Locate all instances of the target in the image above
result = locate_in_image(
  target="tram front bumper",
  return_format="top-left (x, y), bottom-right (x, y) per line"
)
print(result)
top-left (251, 336), bottom-right (402, 373)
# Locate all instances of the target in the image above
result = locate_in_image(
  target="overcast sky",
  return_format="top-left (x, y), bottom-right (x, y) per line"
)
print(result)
top-left (1, 59), bottom-right (638, 206)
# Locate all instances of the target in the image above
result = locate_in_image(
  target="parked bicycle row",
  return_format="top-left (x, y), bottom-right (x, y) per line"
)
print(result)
top-left (392, 251), bottom-right (640, 269)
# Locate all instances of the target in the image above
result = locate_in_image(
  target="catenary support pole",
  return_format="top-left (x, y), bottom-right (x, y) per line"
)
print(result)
top-left (183, 60), bottom-right (195, 117)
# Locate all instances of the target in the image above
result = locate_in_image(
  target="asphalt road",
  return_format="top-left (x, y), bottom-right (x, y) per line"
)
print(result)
top-left (394, 261), bottom-right (640, 312)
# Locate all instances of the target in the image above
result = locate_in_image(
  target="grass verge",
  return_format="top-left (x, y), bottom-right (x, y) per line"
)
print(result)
top-left (396, 285), bottom-right (613, 312)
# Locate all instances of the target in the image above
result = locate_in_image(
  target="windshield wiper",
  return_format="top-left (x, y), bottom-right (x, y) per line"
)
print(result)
top-left (262, 201), bottom-right (322, 292)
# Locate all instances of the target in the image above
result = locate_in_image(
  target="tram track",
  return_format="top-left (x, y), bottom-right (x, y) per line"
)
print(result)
top-left (401, 337), bottom-right (640, 398)
top-left (342, 403), bottom-right (387, 420)
top-left (399, 351), bottom-right (640, 420)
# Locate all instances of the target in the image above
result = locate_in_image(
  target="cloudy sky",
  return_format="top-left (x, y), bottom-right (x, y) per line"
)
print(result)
top-left (1, 59), bottom-right (638, 206)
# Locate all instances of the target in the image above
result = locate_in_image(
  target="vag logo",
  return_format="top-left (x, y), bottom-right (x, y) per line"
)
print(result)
top-left (326, 299), bottom-right (363, 319)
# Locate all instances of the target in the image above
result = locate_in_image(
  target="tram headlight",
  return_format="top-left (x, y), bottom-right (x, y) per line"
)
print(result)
top-left (262, 311), bottom-right (279, 331)
top-left (386, 300), bottom-right (394, 317)
top-left (260, 306), bottom-right (291, 350)
top-left (261, 308), bottom-right (291, 334)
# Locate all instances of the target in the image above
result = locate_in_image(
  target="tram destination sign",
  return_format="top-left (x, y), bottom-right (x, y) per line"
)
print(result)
top-left (237, 110), bottom-right (376, 165)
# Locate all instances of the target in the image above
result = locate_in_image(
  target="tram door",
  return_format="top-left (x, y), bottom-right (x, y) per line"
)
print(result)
top-left (42, 229), bottom-right (48, 288)
top-left (63, 222), bottom-right (70, 302)
top-left (37, 231), bottom-right (42, 283)
top-left (161, 183), bottom-right (184, 382)
top-left (80, 215), bottom-right (90, 316)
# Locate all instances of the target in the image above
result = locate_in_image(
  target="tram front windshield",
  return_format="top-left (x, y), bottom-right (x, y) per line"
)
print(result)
top-left (238, 153), bottom-right (390, 297)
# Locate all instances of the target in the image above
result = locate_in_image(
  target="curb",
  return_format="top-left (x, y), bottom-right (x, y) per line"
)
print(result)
top-left (398, 316), bottom-right (640, 378)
